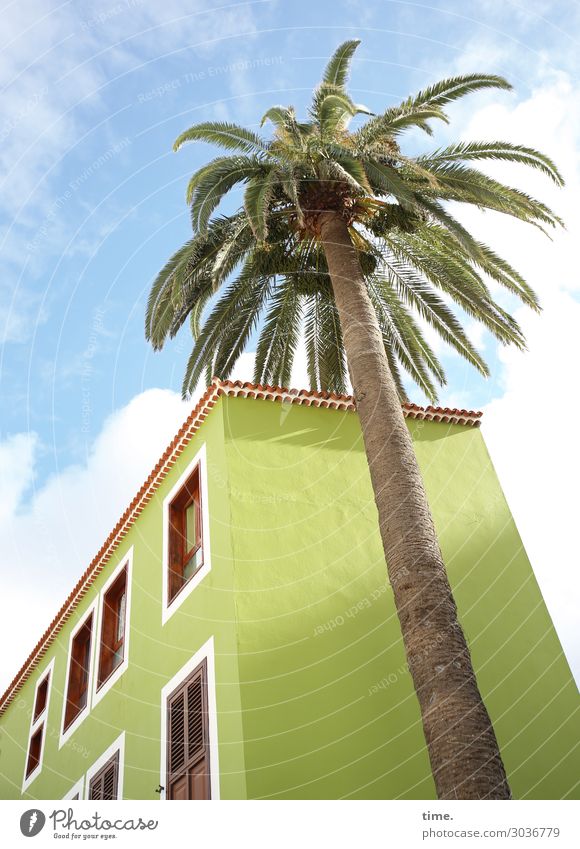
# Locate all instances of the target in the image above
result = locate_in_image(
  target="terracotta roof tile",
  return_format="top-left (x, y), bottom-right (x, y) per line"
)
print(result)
top-left (0, 378), bottom-right (481, 715)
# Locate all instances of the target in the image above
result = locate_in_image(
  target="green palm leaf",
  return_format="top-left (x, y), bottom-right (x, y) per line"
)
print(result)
top-left (401, 73), bottom-right (512, 111)
top-left (255, 278), bottom-right (302, 386)
top-left (174, 121), bottom-right (269, 155)
top-left (188, 156), bottom-right (262, 231)
top-left (322, 39), bottom-right (361, 87)
top-left (244, 169), bottom-right (279, 240)
top-left (420, 140), bottom-right (564, 185)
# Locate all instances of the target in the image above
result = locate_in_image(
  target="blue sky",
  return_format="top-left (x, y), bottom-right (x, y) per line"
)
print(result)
top-left (1, 0), bottom-right (579, 690)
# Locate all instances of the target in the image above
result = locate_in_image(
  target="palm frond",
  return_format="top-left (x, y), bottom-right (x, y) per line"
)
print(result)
top-left (322, 39), bottom-right (361, 87)
top-left (254, 277), bottom-right (302, 386)
top-left (146, 237), bottom-right (200, 349)
top-left (400, 73), bottom-right (512, 111)
top-left (362, 157), bottom-right (418, 205)
top-left (355, 75), bottom-right (511, 147)
top-left (416, 162), bottom-right (562, 229)
top-left (318, 91), bottom-right (358, 136)
top-left (354, 106), bottom-right (447, 149)
top-left (419, 140), bottom-right (564, 186)
top-left (385, 228), bottom-right (527, 348)
top-left (377, 261), bottom-right (489, 375)
top-left (366, 275), bottom-right (444, 402)
top-left (261, 106), bottom-right (293, 128)
top-left (174, 121), bottom-right (269, 155)
top-left (146, 218), bottom-right (239, 348)
top-left (320, 157), bottom-right (371, 193)
top-left (188, 156), bottom-right (262, 231)
top-left (303, 288), bottom-right (348, 392)
top-left (182, 265), bottom-right (271, 396)
top-left (244, 168), bottom-right (278, 239)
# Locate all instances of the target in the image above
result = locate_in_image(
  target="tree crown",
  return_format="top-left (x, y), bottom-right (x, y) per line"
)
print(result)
top-left (147, 40), bottom-right (563, 400)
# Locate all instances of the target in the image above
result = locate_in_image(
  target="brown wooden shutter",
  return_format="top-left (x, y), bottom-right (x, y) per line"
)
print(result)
top-left (168, 689), bottom-right (186, 774)
top-left (166, 659), bottom-right (210, 799)
top-left (187, 672), bottom-right (205, 760)
top-left (89, 776), bottom-right (103, 801)
top-left (102, 760), bottom-right (117, 800)
top-left (89, 750), bottom-right (119, 800)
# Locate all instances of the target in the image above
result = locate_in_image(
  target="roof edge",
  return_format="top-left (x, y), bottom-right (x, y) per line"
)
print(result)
top-left (0, 379), bottom-right (481, 714)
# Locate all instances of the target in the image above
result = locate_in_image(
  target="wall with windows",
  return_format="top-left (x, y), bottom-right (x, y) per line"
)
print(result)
top-left (1, 392), bottom-right (578, 800)
top-left (223, 395), bottom-right (580, 800)
top-left (0, 401), bottom-right (247, 800)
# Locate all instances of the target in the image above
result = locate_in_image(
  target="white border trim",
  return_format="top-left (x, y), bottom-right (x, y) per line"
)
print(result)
top-left (63, 776), bottom-right (84, 800)
top-left (21, 657), bottom-right (55, 793)
top-left (159, 636), bottom-right (219, 800)
top-left (85, 731), bottom-right (125, 800)
top-left (59, 599), bottom-right (98, 749)
top-left (161, 443), bottom-right (211, 625)
top-left (92, 547), bottom-right (133, 708)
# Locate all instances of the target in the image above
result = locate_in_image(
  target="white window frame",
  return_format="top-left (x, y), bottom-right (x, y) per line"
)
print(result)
top-left (21, 657), bottom-right (55, 793)
top-left (162, 443), bottom-right (211, 625)
top-left (63, 776), bottom-right (84, 800)
top-left (59, 599), bottom-right (98, 749)
top-left (159, 635), bottom-right (219, 800)
top-left (92, 547), bottom-right (133, 708)
top-left (85, 731), bottom-right (125, 800)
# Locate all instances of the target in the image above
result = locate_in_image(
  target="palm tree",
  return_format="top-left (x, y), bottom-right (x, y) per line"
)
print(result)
top-left (146, 40), bottom-right (563, 799)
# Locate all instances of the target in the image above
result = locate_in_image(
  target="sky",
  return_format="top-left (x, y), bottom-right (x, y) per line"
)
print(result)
top-left (0, 0), bottom-right (579, 693)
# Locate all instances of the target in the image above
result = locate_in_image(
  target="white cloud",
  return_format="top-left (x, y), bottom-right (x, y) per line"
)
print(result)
top-left (0, 432), bottom-right (38, 522)
top-left (449, 74), bottom-right (580, 683)
top-left (483, 291), bottom-right (580, 684)
top-left (0, 388), bottom-right (190, 692)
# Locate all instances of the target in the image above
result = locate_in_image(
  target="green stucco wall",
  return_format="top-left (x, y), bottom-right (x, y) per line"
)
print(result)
top-left (222, 395), bottom-right (579, 800)
top-left (0, 393), bottom-right (578, 800)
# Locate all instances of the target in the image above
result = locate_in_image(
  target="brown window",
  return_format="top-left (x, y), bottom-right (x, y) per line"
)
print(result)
top-left (63, 614), bottom-right (93, 731)
top-left (168, 466), bottom-right (203, 604)
top-left (33, 674), bottom-right (49, 722)
top-left (166, 659), bottom-right (210, 799)
top-left (88, 751), bottom-right (119, 800)
top-left (97, 567), bottom-right (127, 688)
top-left (26, 725), bottom-right (43, 778)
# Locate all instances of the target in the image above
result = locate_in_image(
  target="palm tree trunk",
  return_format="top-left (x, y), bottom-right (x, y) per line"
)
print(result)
top-left (319, 210), bottom-right (511, 800)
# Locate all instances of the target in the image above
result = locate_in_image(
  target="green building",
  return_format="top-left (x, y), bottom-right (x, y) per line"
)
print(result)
top-left (0, 378), bottom-right (578, 800)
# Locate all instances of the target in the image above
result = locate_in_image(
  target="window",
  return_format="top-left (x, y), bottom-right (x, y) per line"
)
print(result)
top-left (25, 726), bottom-right (44, 778)
top-left (22, 659), bottom-right (54, 791)
top-left (168, 465), bottom-right (203, 604)
top-left (88, 751), bottom-right (120, 800)
top-left (162, 445), bottom-right (211, 624)
top-left (97, 566), bottom-right (127, 688)
top-left (63, 613), bottom-right (93, 731)
top-left (33, 675), bottom-right (49, 722)
top-left (69, 734), bottom-right (124, 800)
top-left (92, 550), bottom-right (132, 709)
top-left (166, 659), bottom-right (210, 799)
